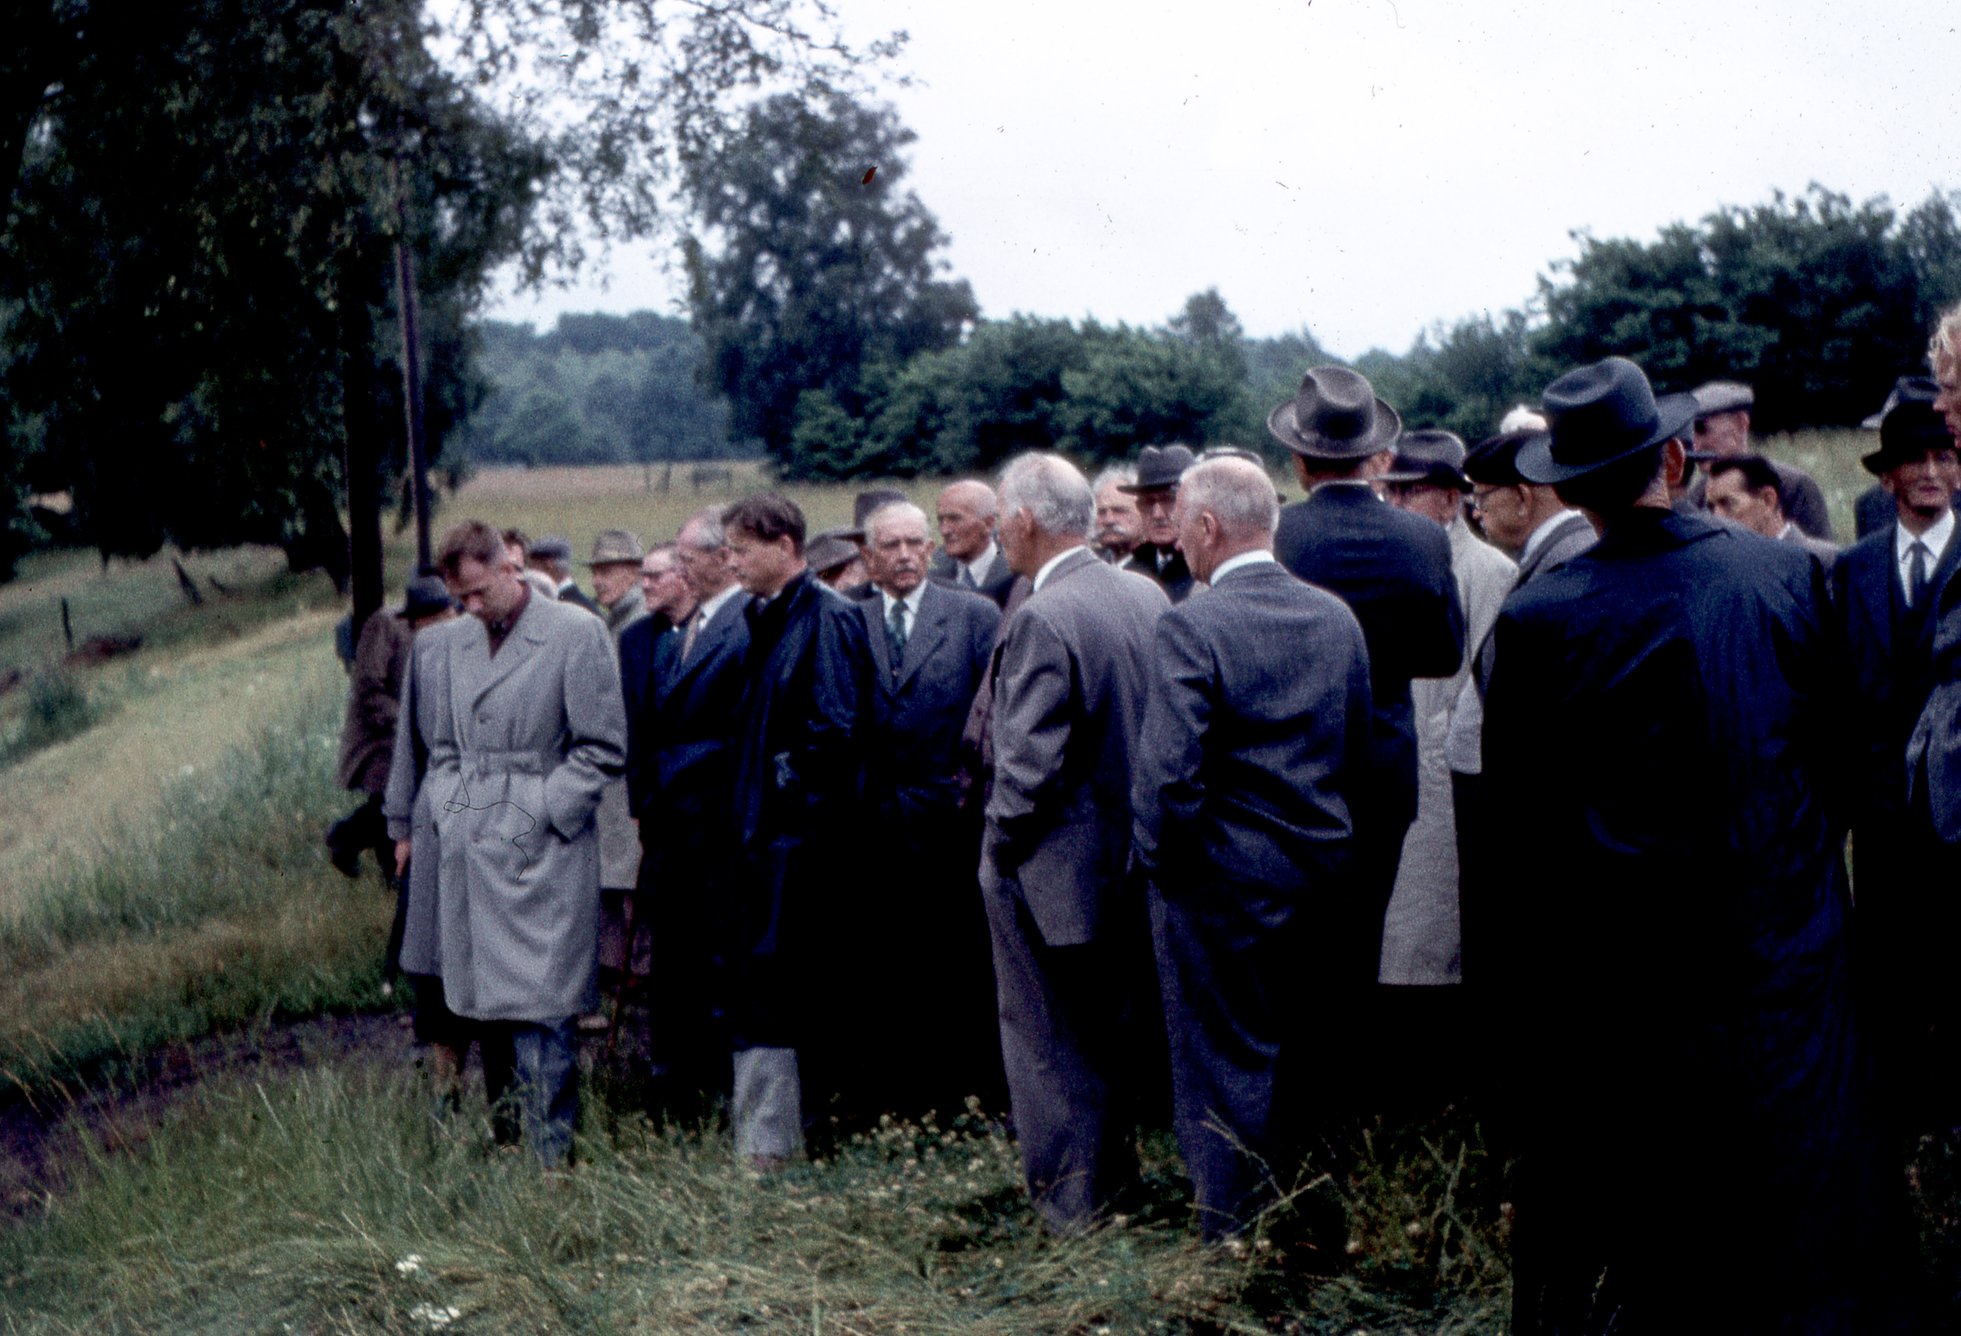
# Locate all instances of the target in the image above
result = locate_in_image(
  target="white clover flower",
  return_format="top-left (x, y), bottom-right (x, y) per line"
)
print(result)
top-left (408, 1303), bottom-right (460, 1328)
top-left (394, 1254), bottom-right (423, 1275)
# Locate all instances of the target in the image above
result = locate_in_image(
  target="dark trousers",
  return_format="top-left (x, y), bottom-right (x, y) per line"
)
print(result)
top-left (984, 881), bottom-right (1152, 1232)
top-left (1151, 876), bottom-right (1322, 1238)
top-left (480, 1018), bottom-right (580, 1166)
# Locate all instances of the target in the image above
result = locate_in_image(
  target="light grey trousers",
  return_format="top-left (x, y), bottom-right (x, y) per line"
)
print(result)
top-left (731, 1046), bottom-right (804, 1162)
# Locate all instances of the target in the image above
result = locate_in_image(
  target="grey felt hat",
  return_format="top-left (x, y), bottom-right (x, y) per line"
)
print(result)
top-left (804, 527), bottom-right (861, 576)
top-left (586, 529), bottom-right (645, 567)
top-left (1380, 429), bottom-right (1471, 491)
top-left (1266, 366), bottom-right (1402, 460)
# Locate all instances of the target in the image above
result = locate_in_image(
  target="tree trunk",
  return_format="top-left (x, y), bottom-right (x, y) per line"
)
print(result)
top-left (340, 284), bottom-right (384, 636)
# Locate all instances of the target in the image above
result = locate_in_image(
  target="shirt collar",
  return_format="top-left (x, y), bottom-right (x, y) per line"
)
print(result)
top-left (1897, 509), bottom-right (1955, 564)
top-left (964, 539), bottom-right (999, 582)
top-left (1033, 545), bottom-right (1089, 592)
top-left (1522, 509), bottom-right (1587, 564)
top-left (695, 583), bottom-right (742, 628)
top-left (1209, 549), bottom-right (1276, 585)
top-left (879, 583), bottom-right (927, 620)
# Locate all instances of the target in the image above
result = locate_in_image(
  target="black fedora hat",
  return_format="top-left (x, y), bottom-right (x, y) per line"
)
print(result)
top-left (1862, 397), bottom-right (1954, 475)
top-left (1381, 429), bottom-right (1471, 491)
top-left (1267, 366), bottom-right (1402, 460)
top-left (1118, 444), bottom-right (1197, 493)
top-left (1518, 358), bottom-right (1697, 484)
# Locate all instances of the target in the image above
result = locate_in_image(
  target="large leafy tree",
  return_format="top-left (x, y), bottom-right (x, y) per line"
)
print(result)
top-left (681, 90), bottom-right (978, 477)
top-left (0, 0), bottom-right (899, 592)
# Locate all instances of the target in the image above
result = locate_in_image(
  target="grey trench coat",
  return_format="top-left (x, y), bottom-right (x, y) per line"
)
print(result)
top-left (384, 592), bottom-right (627, 1021)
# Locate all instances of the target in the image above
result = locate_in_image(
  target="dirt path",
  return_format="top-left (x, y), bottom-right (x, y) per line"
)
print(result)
top-left (0, 1009), bottom-right (415, 1218)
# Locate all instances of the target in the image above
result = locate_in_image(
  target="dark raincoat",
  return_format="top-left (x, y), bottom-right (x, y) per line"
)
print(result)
top-left (1481, 510), bottom-right (1906, 1333)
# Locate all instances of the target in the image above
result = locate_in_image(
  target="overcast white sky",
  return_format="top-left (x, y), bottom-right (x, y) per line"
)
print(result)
top-left (484, 0), bottom-right (1961, 359)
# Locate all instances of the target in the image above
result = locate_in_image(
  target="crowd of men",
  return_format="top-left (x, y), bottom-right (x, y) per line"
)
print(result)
top-left (330, 301), bottom-right (1961, 1332)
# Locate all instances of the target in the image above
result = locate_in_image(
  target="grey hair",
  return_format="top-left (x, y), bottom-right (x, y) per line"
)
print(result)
top-left (1499, 404), bottom-right (1548, 435)
top-left (863, 499), bottom-right (929, 546)
top-left (997, 453), bottom-right (1095, 541)
top-left (1931, 299), bottom-right (1961, 375)
top-left (1090, 464), bottom-right (1137, 493)
top-left (677, 506), bottom-right (729, 550)
top-left (1178, 457), bottom-right (1278, 539)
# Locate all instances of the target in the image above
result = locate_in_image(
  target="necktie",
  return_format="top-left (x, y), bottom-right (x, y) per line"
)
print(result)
top-left (1909, 540), bottom-right (1931, 609)
top-left (888, 598), bottom-right (910, 668)
top-left (680, 607), bottom-right (705, 661)
top-left (960, 564), bottom-right (978, 590)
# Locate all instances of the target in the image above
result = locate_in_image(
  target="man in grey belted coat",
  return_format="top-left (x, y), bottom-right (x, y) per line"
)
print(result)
top-left (384, 519), bottom-right (627, 1165)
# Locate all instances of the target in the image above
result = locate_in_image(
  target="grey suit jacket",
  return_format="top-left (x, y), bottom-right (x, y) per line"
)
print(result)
top-left (981, 548), bottom-right (1169, 946)
top-left (1131, 558), bottom-right (1372, 894)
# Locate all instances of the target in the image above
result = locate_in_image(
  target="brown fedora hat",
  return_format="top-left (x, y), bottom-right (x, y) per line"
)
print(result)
top-left (1267, 366), bottom-right (1402, 459)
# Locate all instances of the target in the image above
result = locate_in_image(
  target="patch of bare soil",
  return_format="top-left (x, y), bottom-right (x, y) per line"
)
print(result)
top-left (0, 1010), bottom-right (415, 1219)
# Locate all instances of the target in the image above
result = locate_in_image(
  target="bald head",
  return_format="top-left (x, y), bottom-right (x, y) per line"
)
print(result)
top-left (935, 479), bottom-right (1000, 563)
top-left (1174, 457), bottom-right (1278, 583)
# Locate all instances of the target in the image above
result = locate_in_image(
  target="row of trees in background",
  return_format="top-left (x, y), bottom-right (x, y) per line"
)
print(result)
top-left (462, 314), bottom-right (738, 467)
top-left (660, 135), bottom-right (1961, 476)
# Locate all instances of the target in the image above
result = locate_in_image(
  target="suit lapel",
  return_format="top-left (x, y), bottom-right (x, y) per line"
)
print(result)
top-left (894, 583), bottom-right (948, 691)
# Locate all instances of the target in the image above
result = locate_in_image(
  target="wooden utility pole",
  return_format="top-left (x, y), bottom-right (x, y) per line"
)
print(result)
top-left (395, 237), bottom-right (432, 574)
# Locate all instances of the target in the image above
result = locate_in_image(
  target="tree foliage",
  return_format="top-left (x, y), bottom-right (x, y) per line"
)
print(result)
top-left (1534, 186), bottom-right (1961, 429)
top-left (681, 90), bottom-right (978, 477)
top-left (461, 314), bottom-right (737, 466)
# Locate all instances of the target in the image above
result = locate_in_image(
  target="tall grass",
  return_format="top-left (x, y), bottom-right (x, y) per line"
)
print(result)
top-left (0, 668), bottom-right (101, 768)
top-left (0, 674), bottom-right (392, 1097)
top-left (0, 1061), bottom-right (1510, 1333)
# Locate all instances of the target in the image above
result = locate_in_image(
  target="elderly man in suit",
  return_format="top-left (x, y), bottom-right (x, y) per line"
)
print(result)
top-left (623, 507), bottom-right (752, 1115)
top-left (931, 480), bottom-right (1016, 606)
top-left (382, 519), bottom-right (626, 1165)
top-left (855, 499), bottom-right (1003, 1115)
top-left (722, 493), bottom-right (872, 1168)
top-left (1131, 455), bottom-right (1371, 1238)
top-left (1834, 391), bottom-right (1961, 1128)
top-left (1483, 357), bottom-right (1900, 1332)
top-left (1270, 367), bottom-right (1464, 995)
top-left (1117, 445), bottom-right (1198, 602)
top-left (1705, 455), bottom-right (1839, 564)
top-left (981, 452), bottom-right (1170, 1231)
top-left (1091, 466), bottom-right (1144, 564)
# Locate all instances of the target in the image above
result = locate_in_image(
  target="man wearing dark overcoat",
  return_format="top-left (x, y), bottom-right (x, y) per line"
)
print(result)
top-left (1483, 357), bottom-right (1903, 1332)
top-left (1131, 456), bottom-right (1372, 1239)
top-left (1269, 366), bottom-right (1464, 987)
top-left (1835, 389), bottom-right (1961, 1127)
top-left (855, 499), bottom-right (1003, 1115)
top-left (980, 451), bottom-right (1170, 1231)
top-left (327, 579), bottom-right (426, 879)
top-left (625, 507), bottom-right (751, 1112)
top-left (383, 519), bottom-right (626, 1165)
top-left (722, 493), bottom-right (872, 1169)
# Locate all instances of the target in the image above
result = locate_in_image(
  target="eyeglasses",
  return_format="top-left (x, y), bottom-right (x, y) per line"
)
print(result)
top-left (1469, 486), bottom-right (1506, 511)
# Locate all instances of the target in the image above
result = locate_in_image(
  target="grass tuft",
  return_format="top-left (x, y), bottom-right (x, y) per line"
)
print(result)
top-left (0, 668), bottom-right (102, 768)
